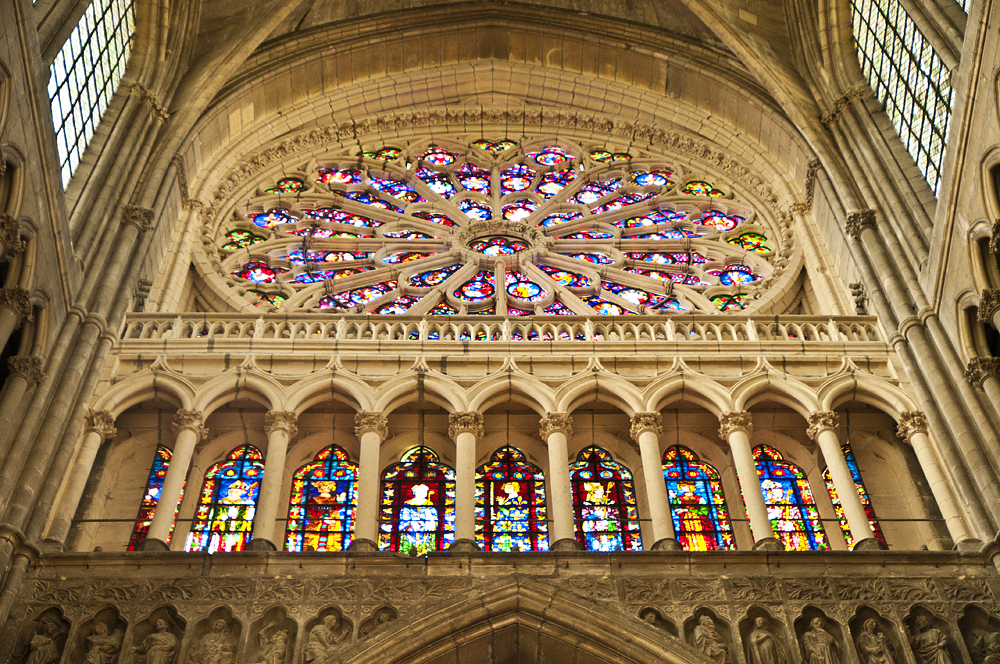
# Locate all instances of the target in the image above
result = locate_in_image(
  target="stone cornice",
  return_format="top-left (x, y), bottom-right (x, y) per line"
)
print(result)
top-left (448, 412), bottom-right (484, 439)
top-left (539, 413), bottom-right (573, 439)
top-left (806, 411), bottom-right (839, 440)
top-left (130, 83), bottom-right (170, 123)
top-left (718, 411), bottom-right (752, 438)
top-left (897, 411), bottom-right (929, 440)
top-left (84, 409), bottom-right (117, 439)
top-left (845, 209), bottom-right (877, 239)
top-left (965, 357), bottom-right (1000, 387)
top-left (265, 411), bottom-right (298, 438)
top-left (355, 411), bottom-right (389, 439)
top-left (630, 412), bottom-right (663, 439)
top-left (979, 289), bottom-right (1000, 323)
top-left (7, 355), bottom-right (46, 383)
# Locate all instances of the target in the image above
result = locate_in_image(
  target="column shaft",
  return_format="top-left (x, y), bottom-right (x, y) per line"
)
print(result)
top-left (45, 429), bottom-right (104, 545)
top-left (545, 430), bottom-right (574, 543)
top-left (146, 427), bottom-right (198, 546)
top-left (637, 430), bottom-right (675, 544)
top-left (814, 428), bottom-right (876, 543)
top-left (727, 429), bottom-right (772, 543)
top-left (909, 430), bottom-right (973, 545)
top-left (355, 428), bottom-right (384, 545)
top-left (0, 307), bottom-right (19, 352)
top-left (0, 375), bottom-right (29, 459)
top-left (251, 417), bottom-right (294, 547)
top-left (454, 430), bottom-right (477, 542)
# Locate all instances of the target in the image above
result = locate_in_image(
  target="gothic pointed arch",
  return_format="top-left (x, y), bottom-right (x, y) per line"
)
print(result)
top-left (378, 446), bottom-right (456, 554)
top-left (285, 444), bottom-right (359, 552)
top-left (569, 445), bottom-right (643, 552)
top-left (753, 445), bottom-right (829, 551)
top-left (662, 445), bottom-right (735, 551)
top-left (185, 444), bottom-right (264, 553)
top-left (475, 446), bottom-right (548, 552)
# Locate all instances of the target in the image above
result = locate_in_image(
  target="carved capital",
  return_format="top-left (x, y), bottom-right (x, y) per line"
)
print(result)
top-left (0, 287), bottom-right (32, 322)
top-left (630, 412), bottom-right (663, 439)
top-left (448, 412), bottom-right (484, 439)
top-left (355, 411), bottom-right (388, 439)
top-left (265, 411), bottom-right (298, 438)
top-left (979, 289), bottom-right (1000, 323)
top-left (820, 87), bottom-right (865, 127)
top-left (539, 413), bottom-right (573, 439)
top-left (806, 411), bottom-right (839, 440)
top-left (965, 357), bottom-right (1000, 387)
top-left (990, 219), bottom-right (1000, 254)
top-left (718, 411), bottom-right (753, 439)
top-left (0, 214), bottom-right (24, 260)
top-left (7, 355), bottom-right (46, 383)
top-left (121, 205), bottom-right (155, 232)
top-left (897, 410), bottom-right (929, 440)
top-left (130, 83), bottom-right (170, 122)
top-left (845, 209), bottom-right (877, 238)
top-left (84, 409), bottom-right (117, 439)
top-left (172, 409), bottom-right (206, 438)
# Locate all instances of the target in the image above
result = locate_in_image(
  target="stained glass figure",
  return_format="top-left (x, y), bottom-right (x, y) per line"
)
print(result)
top-left (323, 251), bottom-right (372, 262)
top-left (708, 265), bottom-right (757, 286)
top-left (682, 181), bottom-right (725, 197)
top-left (602, 281), bottom-right (667, 308)
top-left (475, 447), bottom-right (549, 551)
top-left (590, 149), bottom-right (631, 162)
top-left (542, 300), bottom-right (575, 315)
top-left (375, 296), bottom-right (422, 314)
top-left (128, 445), bottom-right (183, 551)
top-left (591, 192), bottom-right (655, 214)
top-left (410, 264), bottom-right (461, 287)
top-left (505, 272), bottom-right (548, 302)
top-left (317, 168), bottom-right (364, 185)
top-left (473, 139), bottom-right (517, 154)
top-left (633, 170), bottom-right (674, 186)
top-left (430, 300), bottom-right (459, 315)
top-left (422, 147), bottom-right (461, 165)
top-left (458, 199), bottom-right (492, 220)
top-left (563, 252), bottom-right (615, 265)
top-left (753, 445), bottom-right (829, 551)
top-left (249, 291), bottom-right (286, 308)
top-left (454, 271), bottom-right (495, 301)
top-left (536, 170), bottom-right (576, 198)
top-left (822, 443), bottom-right (886, 548)
top-left (411, 211), bottom-right (457, 226)
top-left (527, 146), bottom-right (570, 166)
top-left (285, 445), bottom-right (359, 552)
top-left (455, 163), bottom-right (491, 195)
top-left (583, 296), bottom-right (628, 315)
top-left (185, 444), bottom-right (264, 553)
top-left (379, 447), bottom-right (456, 554)
top-left (329, 281), bottom-right (397, 308)
top-left (265, 178), bottom-right (305, 194)
top-left (698, 209), bottom-right (744, 231)
top-left (222, 230), bottom-right (265, 250)
top-left (470, 237), bottom-right (527, 256)
top-left (250, 208), bottom-right (297, 228)
top-left (728, 233), bottom-right (770, 253)
top-left (234, 262), bottom-right (276, 283)
top-left (536, 265), bottom-right (590, 289)
top-left (539, 212), bottom-right (584, 227)
top-left (381, 251), bottom-right (433, 264)
top-left (360, 146), bottom-right (402, 160)
top-left (570, 179), bottom-right (622, 204)
top-left (711, 294), bottom-right (746, 311)
top-left (415, 168), bottom-right (456, 198)
top-left (341, 191), bottom-right (403, 212)
top-left (662, 446), bottom-right (734, 551)
top-left (569, 446), bottom-right (643, 551)
top-left (501, 199), bottom-right (539, 222)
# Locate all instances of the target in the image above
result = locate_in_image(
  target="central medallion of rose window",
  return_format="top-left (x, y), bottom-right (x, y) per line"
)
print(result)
top-left (470, 236), bottom-right (528, 256)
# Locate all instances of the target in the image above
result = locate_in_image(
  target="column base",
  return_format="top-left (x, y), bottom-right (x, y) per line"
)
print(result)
top-left (751, 538), bottom-right (783, 552)
top-left (551, 538), bottom-right (584, 552)
top-left (137, 538), bottom-right (170, 552)
top-left (38, 538), bottom-right (65, 554)
top-left (247, 538), bottom-right (277, 552)
top-left (851, 537), bottom-right (887, 552)
top-left (650, 538), bottom-right (683, 552)
top-left (448, 538), bottom-right (480, 553)
top-left (347, 538), bottom-right (379, 552)
top-left (955, 537), bottom-right (983, 552)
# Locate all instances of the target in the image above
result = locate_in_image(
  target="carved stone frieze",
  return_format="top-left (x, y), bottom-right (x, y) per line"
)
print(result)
top-left (833, 578), bottom-right (886, 601)
top-left (845, 210), bottom-right (877, 239)
top-left (264, 411), bottom-right (298, 438)
top-left (784, 578), bottom-right (834, 601)
top-left (729, 578), bottom-right (780, 602)
top-left (979, 289), bottom-right (1000, 323)
top-left (0, 286), bottom-right (31, 322)
top-left (7, 355), bottom-right (46, 383)
top-left (448, 412), bottom-right (484, 439)
top-left (539, 413), bottom-right (573, 439)
top-left (897, 411), bottom-right (929, 440)
top-left (806, 412), bottom-right (839, 440)
top-left (622, 579), bottom-right (673, 604)
top-left (354, 411), bottom-right (388, 439)
top-left (718, 411), bottom-right (752, 438)
top-left (630, 412), bottom-right (663, 439)
top-left (83, 409), bottom-right (117, 439)
top-left (885, 579), bottom-right (936, 602)
top-left (965, 358), bottom-right (1000, 387)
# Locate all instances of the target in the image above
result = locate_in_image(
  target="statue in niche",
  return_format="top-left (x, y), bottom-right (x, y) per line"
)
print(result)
top-left (803, 618), bottom-right (840, 664)
top-left (969, 628), bottom-right (1000, 664)
top-left (189, 619), bottom-right (237, 664)
top-left (128, 619), bottom-right (178, 664)
top-left (910, 616), bottom-right (953, 664)
top-left (254, 622), bottom-right (289, 664)
top-left (858, 619), bottom-right (897, 664)
top-left (694, 615), bottom-right (729, 664)
top-left (359, 607), bottom-right (397, 638)
top-left (24, 616), bottom-right (66, 664)
top-left (84, 622), bottom-right (123, 664)
top-left (305, 615), bottom-right (348, 664)
top-left (748, 617), bottom-right (788, 664)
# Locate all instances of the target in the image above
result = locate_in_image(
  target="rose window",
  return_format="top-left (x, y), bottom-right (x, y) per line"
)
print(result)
top-left (216, 138), bottom-right (776, 315)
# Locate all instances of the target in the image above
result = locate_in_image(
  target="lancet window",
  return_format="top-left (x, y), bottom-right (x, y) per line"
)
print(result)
top-left (378, 447), bottom-right (456, 554)
top-left (475, 446), bottom-right (549, 552)
top-left (569, 446), bottom-right (643, 552)
top-left (127, 445), bottom-right (182, 551)
top-left (822, 443), bottom-right (886, 547)
top-left (285, 445), bottom-right (359, 552)
top-left (185, 444), bottom-right (264, 553)
top-left (662, 446), bottom-right (734, 551)
top-left (753, 446), bottom-right (829, 551)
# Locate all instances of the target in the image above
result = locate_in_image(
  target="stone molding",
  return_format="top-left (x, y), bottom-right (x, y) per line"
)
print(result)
top-left (265, 410), bottom-right (298, 438)
top-left (788, 159), bottom-right (822, 214)
top-left (84, 409), bottom-right (117, 439)
top-left (990, 219), bottom-right (1000, 254)
top-left (718, 411), bottom-right (752, 438)
top-left (448, 412), bottom-right (484, 439)
top-left (355, 411), bottom-right (389, 439)
top-left (965, 357), bottom-right (1000, 387)
top-left (121, 205), bottom-right (155, 232)
top-left (845, 209), bottom-right (877, 238)
top-left (539, 413), bottom-right (573, 439)
top-left (979, 289), bottom-right (1000, 323)
top-left (0, 213), bottom-right (24, 259)
top-left (897, 411), bottom-right (929, 440)
top-left (630, 412), bottom-right (663, 439)
top-left (0, 287), bottom-right (32, 322)
top-left (172, 409), bottom-right (206, 438)
top-left (7, 355), bottom-right (46, 383)
top-left (820, 87), bottom-right (866, 127)
top-left (129, 83), bottom-right (170, 122)
top-left (806, 411), bottom-right (839, 440)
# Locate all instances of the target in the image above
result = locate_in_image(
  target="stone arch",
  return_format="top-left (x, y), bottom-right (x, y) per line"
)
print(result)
top-left (818, 374), bottom-right (919, 422)
top-left (192, 370), bottom-right (285, 415)
top-left (372, 372), bottom-right (467, 415)
top-left (555, 373), bottom-right (644, 416)
top-left (283, 373), bottom-right (375, 413)
top-left (732, 374), bottom-right (820, 419)
top-left (90, 371), bottom-right (195, 415)
top-left (467, 374), bottom-right (556, 416)
top-left (644, 374), bottom-right (733, 417)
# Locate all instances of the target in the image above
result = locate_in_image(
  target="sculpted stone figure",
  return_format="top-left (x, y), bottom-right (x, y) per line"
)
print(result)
top-left (305, 615), bottom-right (347, 664)
top-left (910, 617), bottom-right (952, 664)
top-left (970, 628), bottom-right (1000, 664)
top-left (84, 623), bottom-right (123, 664)
top-left (803, 618), bottom-right (840, 664)
top-left (858, 619), bottom-right (896, 664)
top-left (189, 619), bottom-right (237, 664)
top-left (748, 617), bottom-right (788, 664)
top-left (694, 615), bottom-right (729, 664)
top-left (25, 617), bottom-right (65, 664)
top-left (129, 619), bottom-right (177, 664)
top-left (254, 622), bottom-right (289, 664)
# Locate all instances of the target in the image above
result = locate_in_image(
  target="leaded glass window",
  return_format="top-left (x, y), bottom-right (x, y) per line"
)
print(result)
top-left (822, 443), bottom-right (886, 548)
top-left (285, 445), bottom-right (359, 552)
top-left (185, 444), bottom-right (263, 553)
top-left (851, 0), bottom-right (954, 192)
top-left (378, 447), bottom-right (455, 554)
top-left (48, 0), bottom-right (135, 186)
top-left (127, 445), bottom-right (183, 550)
top-left (475, 446), bottom-right (549, 552)
top-left (662, 446), bottom-right (734, 551)
top-left (753, 446), bottom-right (829, 551)
top-left (569, 446), bottom-right (643, 551)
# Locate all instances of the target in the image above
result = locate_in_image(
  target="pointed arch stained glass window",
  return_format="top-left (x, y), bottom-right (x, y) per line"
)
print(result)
top-left (378, 447), bottom-right (455, 554)
top-left (753, 445), bottom-right (829, 551)
top-left (822, 443), bottom-right (886, 548)
top-left (127, 445), bottom-right (184, 551)
top-left (475, 446), bottom-right (549, 551)
top-left (662, 446), bottom-right (734, 551)
top-left (285, 445), bottom-right (359, 552)
top-left (185, 444), bottom-right (264, 553)
top-left (569, 446), bottom-right (643, 551)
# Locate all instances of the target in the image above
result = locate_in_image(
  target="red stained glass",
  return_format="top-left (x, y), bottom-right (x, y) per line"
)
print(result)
top-left (476, 447), bottom-right (549, 551)
top-left (752, 445), bottom-right (829, 551)
top-left (285, 445), bottom-right (358, 552)
top-left (185, 445), bottom-right (264, 553)
top-left (569, 446), bottom-right (643, 551)
top-left (127, 445), bottom-right (184, 551)
top-left (379, 447), bottom-right (456, 554)
top-left (822, 443), bottom-right (886, 548)
top-left (662, 446), bottom-right (734, 551)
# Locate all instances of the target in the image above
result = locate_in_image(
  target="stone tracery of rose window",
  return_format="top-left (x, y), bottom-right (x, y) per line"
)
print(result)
top-left (216, 138), bottom-right (776, 316)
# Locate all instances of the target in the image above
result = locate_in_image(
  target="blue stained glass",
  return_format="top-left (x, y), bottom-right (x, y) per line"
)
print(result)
top-left (537, 264), bottom-right (592, 288)
top-left (470, 237), bottom-right (527, 256)
top-left (369, 175), bottom-right (427, 203)
top-left (381, 251), bottom-right (434, 264)
top-left (341, 191), bottom-right (404, 212)
top-left (708, 265), bottom-right (757, 286)
top-left (562, 252), bottom-right (615, 265)
top-left (602, 281), bottom-right (667, 308)
top-left (502, 199), bottom-right (539, 222)
top-left (128, 445), bottom-right (180, 550)
top-left (625, 252), bottom-right (709, 265)
top-left (570, 179), bottom-right (622, 204)
top-left (375, 295), bottom-right (421, 314)
top-left (562, 230), bottom-right (615, 239)
top-left (630, 229), bottom-right (702, 239)
top-left (823, 443), bottom-right (886, 548)
top-left (542, 300), bottom-right (575, 315)
top-left (415, 168), bottom-right (457, 198)
top-left (458, 199), bottom-right (493, 220)
top-left (569, 446), bottom-right (643, 552)
top-left (186, 445), bottom-right (264, 553)
top-left (591, 192), bottom-right (656, 214)
top-left (698, 209), bottom-right (743, 231)
top-left (476, 447), bottom-right (549, 551)
top-left (633, 170), bottom-right (674, 187)
top-left (539, 212), bottom-right (584, 227)
top-left (616, 210), bottom-right (687, 228)
top-left (501, 164), bottom-right (536, 195)
top-left (662, 446), bottom-right (734, 551)
top-left (422, 147), bottom-right (462, 165)
top-left (287, 250), bottom-right (333, 265)
top-left (505, 272), bottom-right (547, 302)
top-left (536, 170), bottom-right (576, 198)
top-left (379, 447), bottom-right (456, 554)
top-left (382, 229), bottom-right (434, 239)
top-left (329, 281), bottom-right (397, 307)
top-left (251, 208), bottom-right (297, 227)
top-left (317, 168), bottom-right (364, 185)
top-left (456, 163), bottom-right (491, 195)
top-left (454, 271), bottom-right (495, 301)
top-left (753, 446), bottom-right (829, 551)
top-left (431, 300), bottom-right (459, 315)
top-left (304, 208), bottom-right (382, 227)
top-left (410, 264), bottom-right (461, 287)
top-left (293, 267), bottom-right (372, 283)
top-left (527, 146), bottom-right (570, 166)
top-left (583, 296), bottom-right (630, 315)
top-left (285, 445), bottom-right (358, 552)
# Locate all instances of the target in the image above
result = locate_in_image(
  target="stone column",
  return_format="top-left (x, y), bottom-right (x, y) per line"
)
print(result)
top-left (448, 412), bottom-right (483, 551)
top-left (0, 356), bottom-right (45, 459)
top-left (249, 411), bottom-right (298, 550)
top-left (540, 413), bottom-right (580, 550)
top-left (980, 289), bottom-right (1000, 332)
top-left (719, 411), bottom-right (780, 550)
top-left (806, 412), bottom-right (882, 550)
top-left (897, 411), bottom-right (976, 549)
top-left (965, 358), bottom-right (1000, 422)
top-left (0, 287), bottom-right (31, 352)
top-left (352, 411), bottom-right (388, 551)
top-left (630, 412), bottom-right (680, 550)
top-left (141, 410), bottom-right (205, 551)
top-left (43, 410), bottom-right (116, 548)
